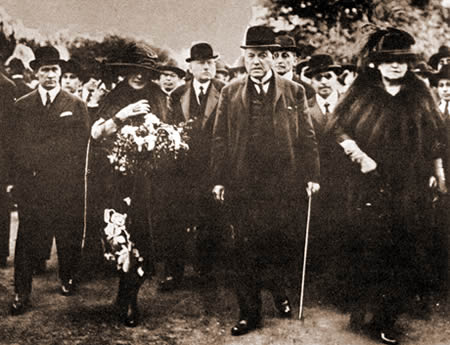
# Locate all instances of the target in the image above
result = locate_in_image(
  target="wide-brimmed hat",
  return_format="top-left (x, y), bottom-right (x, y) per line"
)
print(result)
top-left (158, 59), bottom-right (185, 78)
top-left (304, 54), bottom-right (342, 78)
top-left (106, 42), bottom-right (159, 75)
top-left (428, 45), bottom-right (450, 70)
top-left (61, 59), bottom-right (82, 76)
top-left (240, 26), bottom-right (280, 49)
top-left (274, 35), bottom-right (299, 54)
top-left (186, 42), bottom-right (218, 62)
top-left (430, 64), bottom-right (450, 86)
top-left (29, 46), bottom-right (64, 70)
top-left (368, 28), bottom-right (416, 63)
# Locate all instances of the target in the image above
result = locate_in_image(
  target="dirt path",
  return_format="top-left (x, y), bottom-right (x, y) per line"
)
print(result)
top-left (0, 212), bottom-right (448, 345)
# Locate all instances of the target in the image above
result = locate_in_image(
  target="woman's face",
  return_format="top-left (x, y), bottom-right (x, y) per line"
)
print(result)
top-left (437, 78), bottom-right (450, 101)
top-left (377, 61), bottom-right (408, 80)
top-left (127, 70), bottom-right (149, 90)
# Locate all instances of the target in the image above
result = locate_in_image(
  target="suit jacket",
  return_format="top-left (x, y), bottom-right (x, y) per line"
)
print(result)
top-left (12, 88), bottom-right (90, 210)
top-left (0, 73), bottom-right (16, 183)
top-left (211, 72), bottom-right (320, 194)
top-left (292, 74), bottom-right (315, 100)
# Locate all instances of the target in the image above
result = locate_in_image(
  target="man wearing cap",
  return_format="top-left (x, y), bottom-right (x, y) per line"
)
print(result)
top-left (9, 46), bottom-right (90, 315)
top-left (158, 59), bottom-right (185, 96)
top-left (157, 42), bottom-right (226, 292)
top-left (211, 25), bottom-right (320, 336)
top-left (61, 59), bottom-right (82, 96)
top-left (273, 35), bottom-right (315, 99)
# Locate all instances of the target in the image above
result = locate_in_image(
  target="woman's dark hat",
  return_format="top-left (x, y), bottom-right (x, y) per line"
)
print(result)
top-left (274, 35), bottom-right (299, 54)
top-left (240, 26), bottom-right (280, 49)
top-left (368, 28), bottom-right (416, 62)
top-left (158, 59), bottom-right (185, 78)
top-left (29, 46), bottom-right (64, 70)
top-left (428, 45), bottom-right (450, 70)
top-left (186, 42), bottom-right (218, 62)
top-left (106, 42), bottom-right (159, 75)
top-left (61, 59), bottom-right (82, 76)
top-left (304, 54), bottom-right (342, 78)
top-left (430, 64), bottom-right (450, 87)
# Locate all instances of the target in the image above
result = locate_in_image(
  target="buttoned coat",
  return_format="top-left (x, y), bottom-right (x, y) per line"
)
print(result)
top-left (211, 72), bottom-right (320, 194)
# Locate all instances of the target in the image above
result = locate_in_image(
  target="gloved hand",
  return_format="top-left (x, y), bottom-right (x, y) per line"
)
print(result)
top-left (339, 139), bottom-right (377, 174)
top-left (212, 185), bottom-right (225, 203)
top-left (430, 158), bottom-right (447, 194)
top-left (306, 182), bottom-right (320, 197)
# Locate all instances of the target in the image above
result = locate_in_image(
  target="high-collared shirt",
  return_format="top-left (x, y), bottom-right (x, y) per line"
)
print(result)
top-left (38, 84), bottom-right (61, 106)
top-left (281, 70), bottom-right (294, 81)
top-left (316, 91), bottom-right (339, 114)
top-left (193, 79), bottom-right (211, 104)
top-left (250, 69), bottom-right (273, 94)
top-left (439, 99), bottom-right (450, 116)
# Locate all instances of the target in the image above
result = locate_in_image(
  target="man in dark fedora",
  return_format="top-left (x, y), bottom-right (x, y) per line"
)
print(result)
top-left (157, 42), bottom-right (226, 292)
top-left (429, 45), bottom-right (450, 71)
top-left (157, 58), bottom-right (185, 96)
top-left (211, 25), bottom-right (320, 336)
top-left (273, 34), bottom-right (315, 99)
top-left (9, 45), bottom-right (90, 315)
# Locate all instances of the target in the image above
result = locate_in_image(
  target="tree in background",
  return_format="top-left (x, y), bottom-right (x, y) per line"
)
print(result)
top-left (252, 0), bottom-right (450, 62)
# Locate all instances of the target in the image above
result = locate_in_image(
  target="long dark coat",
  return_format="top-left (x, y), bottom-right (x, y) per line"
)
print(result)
top-left (331, 68), bottom-right (446, 311)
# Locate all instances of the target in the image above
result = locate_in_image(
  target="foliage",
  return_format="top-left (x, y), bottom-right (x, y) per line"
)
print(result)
top-left (254, 0), bottom-right (450, 62)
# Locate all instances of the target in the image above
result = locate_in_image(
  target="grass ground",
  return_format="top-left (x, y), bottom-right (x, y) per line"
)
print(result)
top-left (0, 211), bottom-right (448, 345)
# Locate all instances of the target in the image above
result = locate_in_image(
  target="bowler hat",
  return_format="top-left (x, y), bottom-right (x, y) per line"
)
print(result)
top-left (186, 42), bottom-right (218, 63)
top-left (61, 59), bottom-right (82, 76)
top-left (368, 28), bottom-right (416, 63)
top-left (428, 45), bottom-right (450, 70)
top-left (274, 35), bottom-right (298, 54)
top-left (29, 46), bottom-right (64, 70)
top-left (106, 42), bottom-right (159, 75)
top-left (240, 26), bottom-right (280, 49)
top-left (158, 59), bottom-right (185, 78)
top-left (430, 64), bottom-right (450, 87)
top-left (304, 54), bottom-right (342, 78)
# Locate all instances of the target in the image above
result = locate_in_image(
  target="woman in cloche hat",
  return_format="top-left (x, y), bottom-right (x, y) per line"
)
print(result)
top-left (90, 42), bottom-right (168, 327)
top-left (329, 27), bottom-right (446, 344)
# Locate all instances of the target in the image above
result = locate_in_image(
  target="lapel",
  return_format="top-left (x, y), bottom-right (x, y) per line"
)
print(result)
top-left (180, 82), bottom-right (192, 121)
top-left (272, 72), bottom-right (283, 113)
top-left (48, 90), bottom-right (72, 118)
top-left (240, 76), bottom-right (250, 113)
top-left (202, 80), bottom-right (220, 128)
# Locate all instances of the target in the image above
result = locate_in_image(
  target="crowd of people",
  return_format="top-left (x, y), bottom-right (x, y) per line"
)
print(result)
top-left (0, 24), bottom-right (448, 344)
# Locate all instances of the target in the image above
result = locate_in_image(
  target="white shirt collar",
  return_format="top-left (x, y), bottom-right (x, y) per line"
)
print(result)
top-left (250, 69), bottom-right (273, 94)
top-left (11, 74), bottom-right (24, 80)
top-left (316, 91), bottom-right (339, 114)
top-left (193, 79), bottom-right (211, 96)
top-left (439, 99), bottom-right (449, 113)
top-left (38, 84), bottom-right (61, 106)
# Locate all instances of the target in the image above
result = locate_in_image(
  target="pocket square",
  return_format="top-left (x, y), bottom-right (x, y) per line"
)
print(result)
top-left (59, 111), bottom-right (73, 117)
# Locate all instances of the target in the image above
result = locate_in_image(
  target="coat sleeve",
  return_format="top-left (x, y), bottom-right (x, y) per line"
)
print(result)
top-left (296, 86), bottom-right (320, 183)
top-left (210, 86), bottom-right (229, 187)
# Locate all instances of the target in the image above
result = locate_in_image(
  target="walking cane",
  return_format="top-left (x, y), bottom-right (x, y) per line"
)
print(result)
top-left (298, 193), bottom-right (312, 320)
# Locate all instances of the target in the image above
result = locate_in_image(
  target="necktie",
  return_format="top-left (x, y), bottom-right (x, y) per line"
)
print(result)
top-left (445, 101), bottom-right (449, 117)
top-left (198, 86), bottom-right (205, 105)
top-left (45, 92), bottom-right (52, 109)
top-left (324, 102), bottom-right (330, 115)
top-left (86, 89), bottom-right (93, 104)
top-left (253, 80), bottom-right (270, 95)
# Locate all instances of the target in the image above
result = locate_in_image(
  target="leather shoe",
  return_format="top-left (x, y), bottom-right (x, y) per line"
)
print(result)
top-left (231, 319), bottom-right (260, 336)
top-left (10, 294), bottom-right (31, 316)
top-left (61, 279), bottom-right (74, 296)
top-left (119, 302), bottom-right (140, 328)
top-left (275, 299), bottom-right (292, 318)
top-left (158, 276), bottom-right (181, 292)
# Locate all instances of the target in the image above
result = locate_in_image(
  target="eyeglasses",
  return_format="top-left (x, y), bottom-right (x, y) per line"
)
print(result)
top-left (312, 72), bottom-right (333, 81)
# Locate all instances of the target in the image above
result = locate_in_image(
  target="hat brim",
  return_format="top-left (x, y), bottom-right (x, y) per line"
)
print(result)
top-left (30, 59), bottom-right (64, 70)
top-left (185, 54), bottom-right (219, 63)
top-left (107, 62), bottom-right (159, 72)
top-left (272, 46), bottom-right (299, 54)
top-left (240, 44), bottom-right (280, 50)
top-left (429, 71), bottom-right (450, 86)
top-left (158, 65), bottom-right (186, 78)
top-left (304, 65), bottom-right (342, 78)
top-left (370, 51), bottom-right (417, 62)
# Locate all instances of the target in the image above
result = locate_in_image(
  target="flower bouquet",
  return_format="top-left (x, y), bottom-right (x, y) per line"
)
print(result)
top-left (102, 208), bottom-right (145, 276)
top-left (107, 113), bottom-right (190, 176)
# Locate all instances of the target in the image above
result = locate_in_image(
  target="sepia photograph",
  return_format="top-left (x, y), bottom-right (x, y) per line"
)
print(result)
top-left (0, 1), bottom-right (448, 344)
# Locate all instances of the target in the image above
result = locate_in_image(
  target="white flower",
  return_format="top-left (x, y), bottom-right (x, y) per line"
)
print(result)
top-left (117, 247), bottom-right (130, 273)
top-left (104, 223), bottom-right (122, 239)
top-left (144, 113), bottom-right (161, 126)
top-left (110, 211), bottom-right (127, 226)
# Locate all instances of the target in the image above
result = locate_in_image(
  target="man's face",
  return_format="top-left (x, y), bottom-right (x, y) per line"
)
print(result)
top-left (61, 72), bottom-right (81, 94)
top-left (377, 61), bottom-right (408, 80)
top-left (244, 48), bottom-right (273, 79)
top-left (159, 70), bottom-right (182, 93)
top-left (36, 64), bottom-right (61, 90)
top-left (437, 78), bottom-right (450, 101)
top-left (310, 70), bottom-right (338, 98)
top-left (190, 59), bottom-right (216, 83)
top-left (273, 50), bottom-right (296, 75)
top-left (216, 71), bottom-right (230, 83)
